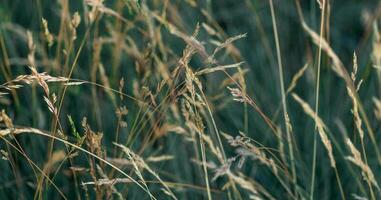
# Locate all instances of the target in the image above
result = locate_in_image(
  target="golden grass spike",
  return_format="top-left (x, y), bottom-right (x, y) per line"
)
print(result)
top-left (196, 62), bottom-right (245, 76)
top-left (286, 63), bottom-right (309, 94)
top-left (346, 138), bottom-right (380, 190)
top-left (146, 155), bottom-right (174, 163)
top-left (292, 93), bottom-right (336, 168)
top-left (373, 97), bottom-right (381, 120)
top-left (115, 143), bottom-right (178, 200)
top-left (41, 18), bottom-right (54, 47)
top-left (207, 34), bottom-right (247, 63)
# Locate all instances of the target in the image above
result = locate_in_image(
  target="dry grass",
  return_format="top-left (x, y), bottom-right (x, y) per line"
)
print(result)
top-left (0, 0), bottom-right (381, 199)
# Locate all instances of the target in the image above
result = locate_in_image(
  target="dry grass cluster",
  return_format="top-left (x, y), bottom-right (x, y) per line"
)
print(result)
top-left (1, 0), bottom-right (381, 199)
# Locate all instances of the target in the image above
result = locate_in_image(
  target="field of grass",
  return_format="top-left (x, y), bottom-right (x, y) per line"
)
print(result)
top-left (1, 0), bottom-right (381, 199)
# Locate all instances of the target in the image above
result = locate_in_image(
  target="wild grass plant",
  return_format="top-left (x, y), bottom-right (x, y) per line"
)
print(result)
top-left (1, 0), bottom-right (381, 199)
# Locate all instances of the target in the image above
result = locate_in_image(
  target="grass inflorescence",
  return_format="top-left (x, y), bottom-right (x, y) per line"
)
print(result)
top-left (1, 0), bottom-right (381, 199)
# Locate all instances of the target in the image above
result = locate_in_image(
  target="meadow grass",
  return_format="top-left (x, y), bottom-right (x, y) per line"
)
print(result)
top-left (0, 0), bottom-right (381, 199)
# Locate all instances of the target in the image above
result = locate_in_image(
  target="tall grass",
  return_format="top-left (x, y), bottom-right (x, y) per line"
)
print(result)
top-left (0, 0), bottom-right (381, 199)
